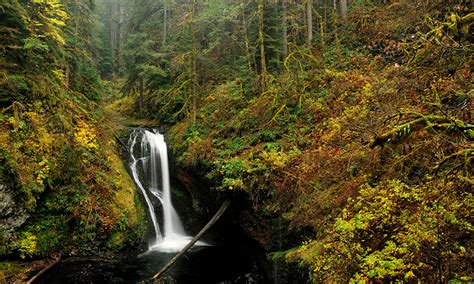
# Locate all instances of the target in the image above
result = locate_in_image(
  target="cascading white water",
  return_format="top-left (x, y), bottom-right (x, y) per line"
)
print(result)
top-left (129, 129), bottom-right (206, 253)
top-left (129, 134), bottom-right (162, 241)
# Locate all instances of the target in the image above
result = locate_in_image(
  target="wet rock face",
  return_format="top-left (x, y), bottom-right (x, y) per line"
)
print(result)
top-left (0, 180), bottom-right (28, 239)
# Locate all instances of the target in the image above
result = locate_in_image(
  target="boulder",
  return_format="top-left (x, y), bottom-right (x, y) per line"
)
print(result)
top-left (0, 180), bottom-right (28, 246)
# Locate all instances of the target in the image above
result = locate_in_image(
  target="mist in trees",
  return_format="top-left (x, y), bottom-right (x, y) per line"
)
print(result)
top-left (94, 0), bottom-right (350, 119)
top-left (1, 0), bottom-right (102, 103)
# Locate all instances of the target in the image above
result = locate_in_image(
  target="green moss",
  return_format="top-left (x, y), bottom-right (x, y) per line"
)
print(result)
top-left (15, 215), bottom-right (66, 258)
top-left (0, 261), bottom-right (24, 282)
top-left (269, 247), bottom-right (298, 262)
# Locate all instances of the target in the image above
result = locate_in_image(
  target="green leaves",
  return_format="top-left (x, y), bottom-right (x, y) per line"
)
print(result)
top-left (23, 37), bottom-right (49, 51)
top-left (296, 176), bottom-right (473, 282)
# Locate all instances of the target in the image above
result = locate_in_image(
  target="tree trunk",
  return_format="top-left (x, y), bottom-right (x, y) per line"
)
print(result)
top-left (152, 199), bottom-right (231, 280)
top-left (139, 77), bottom-right (144, 116)
top-left (162, 1), bottom-right (167, 46)
top-left (333, 0), bottom-right (340, 57)
top-left (282, 1), bottom-right (288, 59)
top-left (241, 1), bottom-right (253, 71)
top-left (258, 0), bottom-right (267, 92)
top-left (315, 0), bottom-right (325, 48)
top-left (119, 2), bottom-right (124, 54)
top-left (323, 0), bottom-right (328, 37)
top-left (340, 0), bottom-right (347, 18)
top-left (110, 1), bottom-right (116, 57)
top-left (27, 254), bottom-right (62, 284)
top-left (191, 0), bottom-right (198, 123)
top-left (110, 1), bottom-right (118, 72)
top-left (307, 0), bottom-right (313, 47)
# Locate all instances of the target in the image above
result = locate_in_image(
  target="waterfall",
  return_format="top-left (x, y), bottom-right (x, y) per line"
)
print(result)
top-left (129, 129), bottom-right (206, 253)
top-left (129, 134), bottom-right (162, 241)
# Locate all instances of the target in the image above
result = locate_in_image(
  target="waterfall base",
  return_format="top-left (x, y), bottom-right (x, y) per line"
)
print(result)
top-left (149, 235), bottom-right (208, 253)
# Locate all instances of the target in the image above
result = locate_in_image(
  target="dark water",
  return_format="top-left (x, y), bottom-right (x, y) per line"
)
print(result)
top-left (37, 228), bottom-right (270, 283)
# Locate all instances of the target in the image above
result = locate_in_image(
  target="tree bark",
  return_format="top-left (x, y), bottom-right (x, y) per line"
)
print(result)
top-left (333, 0), bottom-right (341, 57)
top-left (110, 1), bottom-right (116, 58)
top-left (162, 1), bottom-right (167, 46)
top-left (191, 0), bottom-right (198, 123)
top-left (282, 1), bottom-right (288, 59)
top-left (118, 2), bottom-right (123, 54)
top-left (241, 1), bottom-right (253, 71)
top-left (314, 1), bottom-right (325, 48)
top-left (340, 0), bottom-right (348, 18)
top-left (139, 77), bottom-right (144, 116)
top-left (110, 1), bottom-right (118, 72)
top-left (307, 0), bottom-right (313, 47)
top-left (258, 0), bottom-right (267, 92)
top-left (27, 254), bottom-right (62, 284)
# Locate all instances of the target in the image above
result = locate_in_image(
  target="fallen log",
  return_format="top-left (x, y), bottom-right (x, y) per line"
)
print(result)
top-left (151, 199), bottom-right (231, 281)
top-left (27, 253), bottom-right (62, 284)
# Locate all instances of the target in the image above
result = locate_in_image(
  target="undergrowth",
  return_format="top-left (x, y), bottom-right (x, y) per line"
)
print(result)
top-left (110, 0), bottom-right (473, 282)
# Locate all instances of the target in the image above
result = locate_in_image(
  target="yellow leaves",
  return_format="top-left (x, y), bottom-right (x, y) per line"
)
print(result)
top-left (343, 104), bottom-right (370, 121)
top-left (404, 270), bottom-right (416, 280)
top-left (259, 146), bottom-right (301, 169)
top-left (362, 82), bottom-right (373, 97)
top-left (7, 116), bottom-right (24, 131)
top-left (295, 174), bottom-right (473, 282)
top-left (460, 13), bottom-right (474, 34)
top-left (335, 218), bottom-right (354, 232)
top-left (446, 13), bottom-right (460, 35)
top-left (364, 254), bottom-right (377, 268)
top-left (26, 0), bottom-right (68, 45)
top-left (22, 111), bottom-right (54, 155)
top-left (0, 128), bottom-right (9, 150)
top-left (49, 17), bottom-right (65, 28)
top-left (105, 95), bottom-right (135, 114)
top-left (360, 243), bottom-right (407, 280)
top-left (18, 233), bottom-right (37, 259)
top-left (222, 177), bottom-right (244, 190)
top-left (37, 127), bottom-right (53, 151)
top-left (2, 109), bottom-right (59, 198)
top-left (324, 68), bottom-right (346, 79)
top-left (35, 158), bottom-right (50, 186)
top-left (24, 110), bottom-right (40, 123)
top-left (52, 69), bottom-right (65, 85)
top-left (74, 120), bottom-right (99, 151)
top-left (426, 11), bottom-right (471, 43)
top-left (261, 149), bottom-right (289, 168)
top-left (349, 273), bottom-right (368, 284)
top-left (321, 117), bottom-right (342, 141)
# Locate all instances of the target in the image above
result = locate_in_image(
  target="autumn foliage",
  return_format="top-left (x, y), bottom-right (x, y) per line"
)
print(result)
top-left (160, 0), bottom-right (473, 282)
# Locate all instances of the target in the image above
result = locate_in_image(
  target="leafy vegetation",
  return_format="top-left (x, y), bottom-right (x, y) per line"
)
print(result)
top-left (0, 0), bottom-right (472, 282)
top-left (0, 0), bottom-right (146, 262)
top-left (107, 0), bottom-right (472, 282)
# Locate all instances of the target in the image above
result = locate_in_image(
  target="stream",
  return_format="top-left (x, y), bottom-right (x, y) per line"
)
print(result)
top-left (36, 128), bottom-right (270, 283)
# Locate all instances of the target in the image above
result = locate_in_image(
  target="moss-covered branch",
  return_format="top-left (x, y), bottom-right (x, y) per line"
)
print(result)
top-left (432, 148), bottom-right (474, 171)
top-left (370, 115), bottom-right (474, 148)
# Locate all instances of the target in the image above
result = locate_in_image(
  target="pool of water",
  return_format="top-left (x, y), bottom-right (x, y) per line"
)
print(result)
top-left (36, 230), bottom-right (270, 283)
